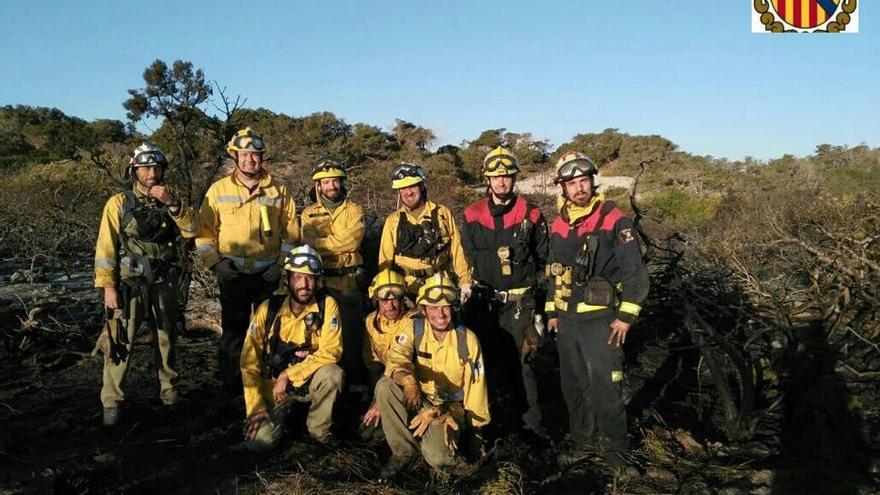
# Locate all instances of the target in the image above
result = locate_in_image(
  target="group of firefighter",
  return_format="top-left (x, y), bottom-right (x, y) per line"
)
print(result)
top-left (93, 127), bottom-right (649, 478)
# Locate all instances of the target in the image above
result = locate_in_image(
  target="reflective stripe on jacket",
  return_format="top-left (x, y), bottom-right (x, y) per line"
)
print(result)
top-left (94, 188), bottom-right (197, 288)
top-left (545, 197), bottom-right (649, 324)
top-left (196, 172), bottom-right (299, 273)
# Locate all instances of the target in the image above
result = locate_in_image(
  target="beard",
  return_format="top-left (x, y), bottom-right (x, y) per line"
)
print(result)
top-left (291, 288), bottom-right (314, 305)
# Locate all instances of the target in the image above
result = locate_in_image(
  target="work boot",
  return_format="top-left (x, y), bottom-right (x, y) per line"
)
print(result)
top-left (160, 388), bottom-right (178, 406)
top-left (379, 455), bottom-right (412, 479)
top-left (103, 407), bottom-right (120, 427)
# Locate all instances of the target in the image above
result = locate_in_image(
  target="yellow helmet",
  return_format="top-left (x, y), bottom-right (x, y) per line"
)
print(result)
top-left (311, 157), bottom-right (347, 181)
top-left (367, 268), bottom-right (406, 300)
top-left (482, 146), bottom-right (520, 177)
top-left (226, 127), bottom-right (266, 157)
top-left (554, 151), bottom-right (597, 184)
top-left (416, 273), bottom-right (459, 307)
top-left (391, 162), bottom-right (427, 190)
top-left (282, 245), bottom-right (323, 276)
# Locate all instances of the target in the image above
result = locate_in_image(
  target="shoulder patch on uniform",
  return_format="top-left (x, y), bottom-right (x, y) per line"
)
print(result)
top-left (247, 321), bottom-right (257, 336)
top-left (395, 334), bottom-right (408, 345)
top-left (618, 228), bottom-right (635, 244)
top-left (330, 316), bottom-right (339, 329)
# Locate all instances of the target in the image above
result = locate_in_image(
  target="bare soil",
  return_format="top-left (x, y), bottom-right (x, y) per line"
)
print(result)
top-left (2, 258), bottom-right (878, 495)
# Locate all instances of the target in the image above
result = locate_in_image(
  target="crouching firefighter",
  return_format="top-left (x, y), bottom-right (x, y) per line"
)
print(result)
top-left (461, 146), bottom-right (550, 438)
top-left (240, 245), bottom-right (344, 451)
top-left (93, 143), bottom-right (198, 427)
top-left (545, 152), bottom-right (649, 469)
top-left (374, 274), bottom-right (489, 477)
top-left (378, 162), bottom-right (472, 300)
top-left (359, 268), bottom-right (415, 439)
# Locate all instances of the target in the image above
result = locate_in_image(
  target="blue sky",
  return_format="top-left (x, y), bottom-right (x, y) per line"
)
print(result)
top-left (1, 0), bottom-right (876, 160)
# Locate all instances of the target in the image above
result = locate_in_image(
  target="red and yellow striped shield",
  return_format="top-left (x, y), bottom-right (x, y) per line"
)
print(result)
top-left (772, 0), bottom-right (840, 28)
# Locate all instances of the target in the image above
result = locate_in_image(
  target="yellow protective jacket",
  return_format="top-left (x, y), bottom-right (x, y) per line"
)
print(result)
top-left (385, 319), bottom-right (490, 428)
top-left (300, 198), bottom-right (364, 291)
top-left (378, 200), bottom-right (471, 290)
top-left (196, 172), bottom-right (299, 273)
top-left (94, 187), bottom-right (198, 288)
top-left (362, 309), bottom-right (415, 375)
top-left (240, 294), bottom-right (343, 417)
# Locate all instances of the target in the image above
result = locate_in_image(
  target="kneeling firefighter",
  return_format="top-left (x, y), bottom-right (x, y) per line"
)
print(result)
top-left (240, 245), bottom-right (344, 451)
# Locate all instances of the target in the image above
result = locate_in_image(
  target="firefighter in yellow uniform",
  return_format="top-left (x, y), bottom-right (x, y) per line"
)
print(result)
top-left (378, 163), bottom-right (472, 299)
top-left (240, 245), bottom-right (344, 450)
top-left (374, 274), bottom-right (489, 477)
top-left (196, 128), bottom-right (300, 394)
top-left (94, 144), bottom-right (198, 426)
top-left (301, 157), bottom-right (367, 392)
top-left (359, 269), bottom-right (414, 436)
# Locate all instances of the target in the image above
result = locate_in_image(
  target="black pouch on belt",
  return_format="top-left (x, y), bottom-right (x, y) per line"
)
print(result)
top-left (582, 277), bottom-right (615, 307)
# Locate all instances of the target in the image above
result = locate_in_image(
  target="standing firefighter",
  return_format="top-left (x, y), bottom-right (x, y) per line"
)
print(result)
top-left (461, 146), bottom-right (549, 437)
top-left (545, 151), bottom-right (649, 471)
top-left (196, 127), bottom-right (300, 394)
top-left (374, 274), bottom-right (489, 477)
top-left (240, 245), bottom-right (344, 450)
top-left (360, 268), bottom-right (414, 436)
top-left (378, 162), bottom-right (472, 299)
top-left (94, 143), bottom-right (198, 426)
top-left (301, 157), bottom-right (367, 392)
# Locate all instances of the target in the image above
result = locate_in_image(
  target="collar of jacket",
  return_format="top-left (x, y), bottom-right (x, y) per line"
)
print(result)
top-left (558, 193), bottom-right (605, 225)
top-left (283, 295), bottom-right (320, 321)
top-left (400, 200), bottom-right (434, 222)
top-left (230, 169), bottom-right (272, 190)
top-left (319, 193), bottom-right (345, 212)
top-left (488, 193), bottom-right (517, 217)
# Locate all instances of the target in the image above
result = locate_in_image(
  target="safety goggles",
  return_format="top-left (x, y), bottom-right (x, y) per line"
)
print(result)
top-left (232, 134), bottom-right (265, 152)
top-left (374, 283), bottom-right (406, 300)
top-left (420, 285), bottom-right (458, 304)
top-left (283, 252), bottom-right (322, 273)
top-left (556, 159), bottom-right (596, 182)
top-left (483, 153), bottom-right (517, 172)
top-left (131, 150), bottom-right (167, 166)
top-left (312, 162), bottom-right (343, 175)
top-left (391, 163), bottom-right (426, 181)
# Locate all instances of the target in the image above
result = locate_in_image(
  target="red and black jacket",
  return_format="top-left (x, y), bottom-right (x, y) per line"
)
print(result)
top-left (461, 195), bottom-right (549, 294)
top-left (546, 200), bottom-right (649, 324)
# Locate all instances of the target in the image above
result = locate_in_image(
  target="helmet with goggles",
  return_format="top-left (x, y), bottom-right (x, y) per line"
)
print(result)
top-left (553, 151), bottom-right (598, 184)
top-left (367, 268), bottom-right (406, 300)
top-left (482, 146), bottom-right (520, 177)
top-left (416, 273), bottom-right (459, 307)
top-left (282, 245), bottom-right (323, 276)
top-left (311, 157), bottom-right (347, 181)
top-left (391, 162), bottom-right (427, 190)
top-left (226, 127), bottom-right (266, 158)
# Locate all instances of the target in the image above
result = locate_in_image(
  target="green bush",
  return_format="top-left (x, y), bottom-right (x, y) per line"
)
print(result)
top-left (644, 187), bottom-right (719, 224)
